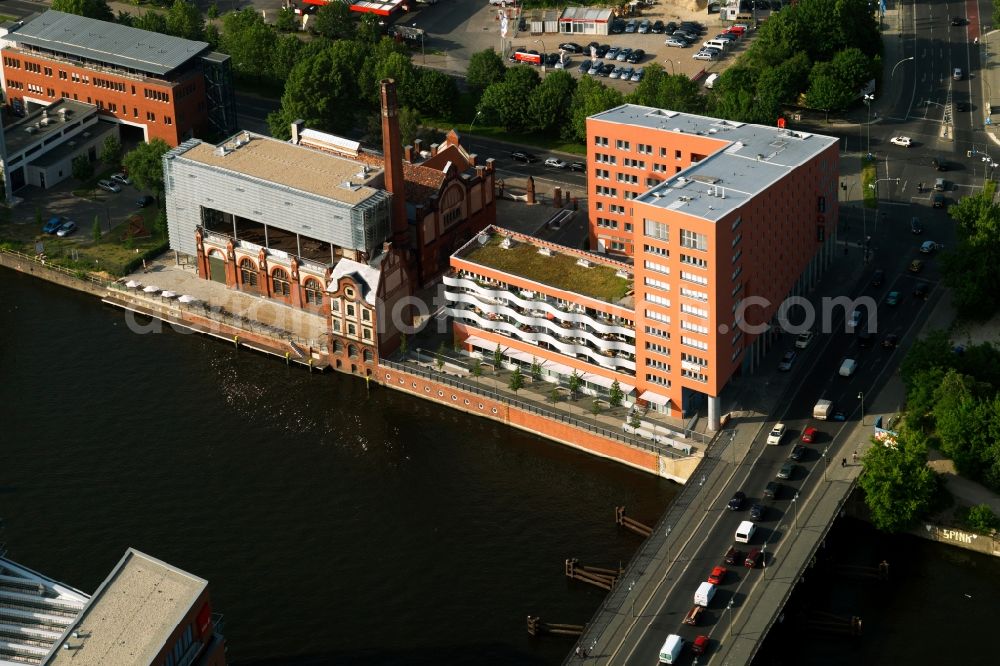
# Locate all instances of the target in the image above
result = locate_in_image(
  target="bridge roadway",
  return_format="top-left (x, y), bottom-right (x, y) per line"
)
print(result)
top-left (565, 210), bottom-right (950, 664)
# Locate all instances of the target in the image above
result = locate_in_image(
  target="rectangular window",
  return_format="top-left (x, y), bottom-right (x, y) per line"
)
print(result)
top-left (594, 136), bottom-right (608, 146)
top-left (644, 325), bottom-right (670, 339)
top-left (645, 357), bottom-right (670, 371)
top-left (680, 253), bottom-right (708, 269)
top-left (644, 309), bottom-right (670, 324)
top-left (643, 244), bottom-right (668, 257)
top-left (681, 352), bottom-right (708, 366)
top-left (331, 300), bottom-right (340, 312)
top-left (644, 220), bottom-right (669, 241)
top-left (346, 304), bottom-right (356, 317)
top-left (645, 373), bottom-right (671, 387)
top-left (680, 320), bottom-right (709, 335)
top-left (362, 308), bottom-right (371, 321)
top-left (674, 149), bottom-right (682, 160)
top-left (680, 303), bottom-right (708, 318)
top-left (681, 336), bottom-right (709, 351)
top-left (680, 286), bottom-right (709, 302)
top-left (333, 319), bottom-right (341, 332)
top-left (164, 116), bottom-right (172, 125)
top-left (680, 271), bottom-right (708, 286)
top-left (646, 341), bottom-right (671, 356)
top-left (363, 328), bottom-right (372, 340)
top-left (616, 139), bottom-right (630, 150)
top-left (645, 293), bottom-right (670, 307)
top-left (146, 111), bottom-right (156, 122)
top-left (680, 229), bottom-right (707, 251)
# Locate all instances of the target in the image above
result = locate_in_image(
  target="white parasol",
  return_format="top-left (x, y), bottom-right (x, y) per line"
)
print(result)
top-left (143, 285), bottom-right (160, 294)
top-left (161, 290), bottom-right (177, 299)
top-left (177, 294), bottom-right (198, 304)
top-left (125, 280), bottom-right (141, 289)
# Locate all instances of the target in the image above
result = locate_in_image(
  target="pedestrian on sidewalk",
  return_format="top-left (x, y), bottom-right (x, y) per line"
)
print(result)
top-left (841, 457), bottom-right (847, 467)
top-left (852, 451), bottom-right (858, 463)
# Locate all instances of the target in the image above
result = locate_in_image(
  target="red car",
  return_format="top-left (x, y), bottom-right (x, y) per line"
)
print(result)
top-left (692, 634), bottom-right (710, 655)
top-left (745, 548), bottom-right (762, 568)
top-left (801, 426), bottom-right (818, 443)
top-left (708, 565), bottom-right (727, 585)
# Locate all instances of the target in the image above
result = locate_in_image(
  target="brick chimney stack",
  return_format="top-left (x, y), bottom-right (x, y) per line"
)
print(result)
top-left (380, 79), bottom-right (408, 247)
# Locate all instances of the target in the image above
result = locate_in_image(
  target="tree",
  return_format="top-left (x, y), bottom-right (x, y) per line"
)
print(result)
top-left (805, 61), bottom-right (857, 120)
top-left (399, 333), bottom-right (408, 357)
top-left (628, 411), bottom-right (642, 430)
top-left (900, 330), bottom-right (953, 388)
top-left (275, 7), bottom-right (298, 33)
top-left (409, 68), bottom-right (458, 118)
top-left (92, 215), bottom-right (101, 242)
top-left (165, 0), bottom-right (204, 41)
top-left (356, 13), bottom-right (382, 44)
top-left (568, 76), bottom-right (624, 142)
top-left (528, 70), bottom-right (577, 133)
top-left (932, 369), bottom-right (986, 472)
top-left (206, 3), bottom-right (219, 20)
top-left (858, 426), bottom-right (936, 532)
top-left (313, 1), bottom-right (354, 40)
top-left (530, 357), bottom-right (542, 382)
top-left (548, 387), bottom-right (560, 404)
top-left (71, 154), bottom-right (93, 182)
top-left (478, 66), bottom-right (540, 131)
top-left (51, 0), bottom-right (113, 21)
top-left (270, 34), bottom-right (305, 86)
top-left (493, 344), bottom-right (503, 370)
top-left (626, 64), bottom-right (704, 114)
top-left (100, 135), bottom-right (122, 167)
top-left (830, 47), bottom-right (875, 93)
top-left (964, 504), bottom-right (1000, 533)
top-left (609, 380), bottom-right (624, 409)
top-left (221, 8), bottom-right (277, 81)
top-left (471, 359), bottom-right (483, 383)
top-left (122, 139), bottom-right (171, 200)
top-left (466, 49), bottom-right (507, 92)
top-left (591, 399), bottom-right (602, 419)
top-left (509, 366), bottom-right (523, 394)
top-left (567, 371), bottom-right (582, 398)
top-left (134, 11), bottom-right (168, 35)
top-left (116, 10), bottom-right (135, 27)
top-left (435, 341), bottom-right (447, 370)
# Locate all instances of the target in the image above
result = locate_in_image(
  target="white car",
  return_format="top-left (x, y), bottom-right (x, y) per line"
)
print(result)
top-left (795, 331), bottom-right (814, 349)
top-left (97, 179), bottom-right (121, 193)
top-left (766, 423), bottom-right (786, 445)
top-left (111, 172), bottom-right (131, 185)
top-left (544, 158), bottom-right (566, 169)
top-left (693, 51), bottom-right (717, 61)
top-left (890, 136), bottom-right (913, 147)
top-left (665, 38), bottom-right (688, 48)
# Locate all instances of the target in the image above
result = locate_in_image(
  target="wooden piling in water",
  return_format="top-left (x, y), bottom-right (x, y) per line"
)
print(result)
top-left (527, 615), bottom-right (585, 637)
top-left (615, 506), bottom-right (653, 538)
top-left (565, 558), bottom-right (618, 591)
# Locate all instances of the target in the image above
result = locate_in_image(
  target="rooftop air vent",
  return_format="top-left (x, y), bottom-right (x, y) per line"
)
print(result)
top-left (216, 146), bottom-right (229, 157)
top-left (476, 232), bottom-right (489, 245)
top-left (24, 126), bottom-right (37, 134)
top-left (576, 258), bottom-right (592, 268)
top-left (500, 236), bottom-right (514, 249)
top-left (615, 269), bottom-right (629, 279)
top-left (537, 247), bottom-right (552, 257)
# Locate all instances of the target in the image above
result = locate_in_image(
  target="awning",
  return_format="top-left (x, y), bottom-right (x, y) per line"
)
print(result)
top-left (583, 373), bottom-right (635, 394)
top-left (464, 335), bottom-right (495, 352)
top-left (464, 336), bottom-right (534, 363)
top-left (540, 359), bottom-right (576, 377)
top-left (639, 390), bottom-right (671, 406)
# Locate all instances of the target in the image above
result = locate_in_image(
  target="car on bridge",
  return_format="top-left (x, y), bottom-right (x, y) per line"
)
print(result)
top-left (727, 490), bottom-right (746, 510)
top-left (801, 427), bottom-right (818, 443)
top-left (764, 481), bottom-right (781, 499)
top-left (777, 462), bottom-right (795, 479)
top-left (778, 350), bottom-right (796, 371)
top-left (749, 502), bottom-right (766, 520)
top-left (795, 331), bottom-right (814, 348)
top-left (724, 546), bottom-right (742, 565)
top-left (744, 548), bottom-right (762, 568)
top-left (708, 566), bottom-right (727, 585)
top-left (766, 423), bottom-right (786, 445)
top-left (887, 291), bottom-right (900, 306)
top-left (789, 444), bottom-right (806, 461)
top-left (883, 333), bottom-right (899, 349)
top-left (682, 604), bottom-right (704, 626)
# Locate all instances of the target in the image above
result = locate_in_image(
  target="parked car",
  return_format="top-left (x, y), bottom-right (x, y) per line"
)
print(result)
top-left (136, 194), bottom-right (156, 208)
top-left (624, 19), bottom-right (638, 33)
top-left (727, 490), bottom-right (746, 510)
top-left (890, 136), bottom-right (913, 147)
top-left (693, 50), bottom-right (717, 60)
top-left (598, 63), bottom-right (615, 77)
top-left (707, 566), bottom-right (727, 585)
top-left (619, 66), bottom-right (634, 81)
top-left (594, 44), bottom-right (610, 58)
top-left (56, 220), bottom-right (78, 237)
top-left (801, 427), bottom-right (818, 443)
top-left (559, 42), bottom-right (582, 53)
top-left (111, 172), bottom-right (131, 186)
top-left (578, 59), bottom-right (593, 73)
top-left (554, 58), bottom-right (570, 70)
top-left (744, 548), bottom-right (762, 568)
top-left (637, 19), bottom-right (651, 34)
top-left (795, 331), bottom-right (814, 348)
top-left (630, 67), bottom-right (644, 83)
top-left (627, 48), bottom-right (645, 63)
top-left (778, 350), bottom-right (796, 371)
top-left (97, 179), bottom-right (121, 193)
top-left (609, 66), bottom-right (624, 79)
top-left (43, 216), bottom-right (66, 234)
top-left (616, 48), bottom-right (633, 62)
top-left (651, 20), bottom-right (665, 33)
top-left (588, 60), bottom-right (603, 75)
top-left (666, 38), bottom-right (689, 48)
top-left (789, 444), bottom-right (806, 461)
top-left (763, 481), bottom-right (781, 499)
top-left (766, 423), bottom-right (786, 445)
top-left (886, 290), bottom-right (900, 306)
top-left (610, 18), bottom-right (625, 34)
top-left (511, 151), bottom-right (538, 163)
top-left (883, 333), bottom-right (899, 349)
top-left (606, 46), bottom-right (621, 60)
top-left (777, 462), bottom-right (795, 480)
top-left (724, 546), bottom-right (742, 565)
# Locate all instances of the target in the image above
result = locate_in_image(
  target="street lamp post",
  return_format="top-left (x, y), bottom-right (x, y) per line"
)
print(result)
top-left (793, 491), bottom-right (799, 532)
top-left (469, 110), bottom-right (482, 130)
top-left (665, 524), bottom-right (672, 563)
top-left (730, 429), bottom-right (737, 466)
top-left (863, 93), bottom-right (874, 158)
top-left (413, 24), bottom-right (425, 64)
top-left (534, 39), bottom-right (547, 72)
top-left (664, 59), bottom-right (676, 75)
top-left (869, 177), bottom-right (900, 238)
top-left (858, 391), bottom-right (865, 426)
top-left (761, 543), bottom-right (767, 578)
top-left (727, 599), bottom-right (735, 639)
top-left (628, 580), bottom-right (636, 617)
top-left (890, 56), bottom-right (916, 81)
top-left (823, 447), bottom-right (830, 481)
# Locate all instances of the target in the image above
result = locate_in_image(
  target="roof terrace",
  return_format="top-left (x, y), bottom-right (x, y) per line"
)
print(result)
top-left (455, 227), bottom-right (633, 305)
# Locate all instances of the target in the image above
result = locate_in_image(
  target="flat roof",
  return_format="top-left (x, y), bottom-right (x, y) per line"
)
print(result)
top-left (10, 10), bottom-right (209, 76)
top-left (173, 132), bottom-right (386, 206)
top-left (591, 104), bottom-right (839, 222)
top-left (561, 7), bottom-right (613, 20)
top-left (3, 98), bottom-right (98, 157)
top-left (455, 226), bottom-right (633, 305)
top-left (47, 549), bottom-right (206, 666)
top-left (31, 119), bottom-right (118, 169)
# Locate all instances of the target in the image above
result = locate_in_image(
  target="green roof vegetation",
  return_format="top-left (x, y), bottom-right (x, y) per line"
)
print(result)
top-left (462, 234), bottom-right (631, 303)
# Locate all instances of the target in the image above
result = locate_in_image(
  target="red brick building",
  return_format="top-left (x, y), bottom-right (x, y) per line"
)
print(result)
top-left (1, 10), bottom-right (235, 146)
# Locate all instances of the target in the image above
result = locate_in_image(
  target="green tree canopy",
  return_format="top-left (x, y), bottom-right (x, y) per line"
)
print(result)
top-left (313, 1), bottom-right (354, 40)
top-left (478, 65), bottom-right (540, 131)
top-left (528, 70), bottom-right (577, 133)
top-left (466, 49), bottom-right (507, 92)
top-left (99, 135), bottom-right (122, 167)
top-left (268, 43), bottom-right (362, 138)
top-left (568, 76), bottom-right (623, 142)
top-left (71, 154), bottom-right (93, 182)
top-left (627, 64), bottom-right (704, 113)
top-left (806, 61), bottom-right (857, 118)
top-left (408, 68), bottom-right (458, 118)
top-left (51, 0), bottom-right (113, 21)
top-left (134, 11), bottom-right (168, 35)
top-left (859, 425), bottom-right (936, 532)
top-left (122, 139), bottom-right (171, 198)
top-left (165, 0), bottom-right (205, 41)
top-left (221, 8), bottom-right (277, 81)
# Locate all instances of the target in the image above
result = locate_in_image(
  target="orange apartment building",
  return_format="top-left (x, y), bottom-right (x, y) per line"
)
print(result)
top-left (448, 105), bottom-right (840, 429)
top-left (1, 10), bottom-right (235, 147)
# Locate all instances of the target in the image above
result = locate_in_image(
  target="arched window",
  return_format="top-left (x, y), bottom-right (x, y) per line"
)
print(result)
top-left (363, 349), bottom-right (374, 363)
top-left (348, 344), bottom-right (359, 359)
top-left (303, 278), bottom-right (323, 306)
top-left (272, 268), bottom-right (290, 296)
top-left (239, 258), bottom-right (257, 287)
top-left (333, 339), bottom-right (344, 354)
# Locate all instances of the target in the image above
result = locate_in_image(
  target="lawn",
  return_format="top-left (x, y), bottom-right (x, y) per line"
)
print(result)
top-left (463, 233), bottom-right (631, 303)
top-left (861, 160), bottom-right (877, 209)
top-left (0, 207), bottom-right (166, 277)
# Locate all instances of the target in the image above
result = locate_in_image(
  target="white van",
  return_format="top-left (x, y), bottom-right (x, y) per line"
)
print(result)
top-left (839, 358), bottom-right (858, 377)
top-left (735, 520), bottom-right (756, 543)
top-left (703, 39), bottom-right (730, 51)
top-left (694, 581), bottom-right (717, 607)
top-left (704, 73), bottom-right (719, 89)
top-left (658, 634), bottom-right (684, 664)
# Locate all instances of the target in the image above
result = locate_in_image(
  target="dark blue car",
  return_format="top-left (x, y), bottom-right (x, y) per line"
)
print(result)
top-left (43, 217), bottom-right (64, 234)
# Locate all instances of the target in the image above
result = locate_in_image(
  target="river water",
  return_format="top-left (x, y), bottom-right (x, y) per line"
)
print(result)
top-left (4, 268), bottom-right (1000, 666)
